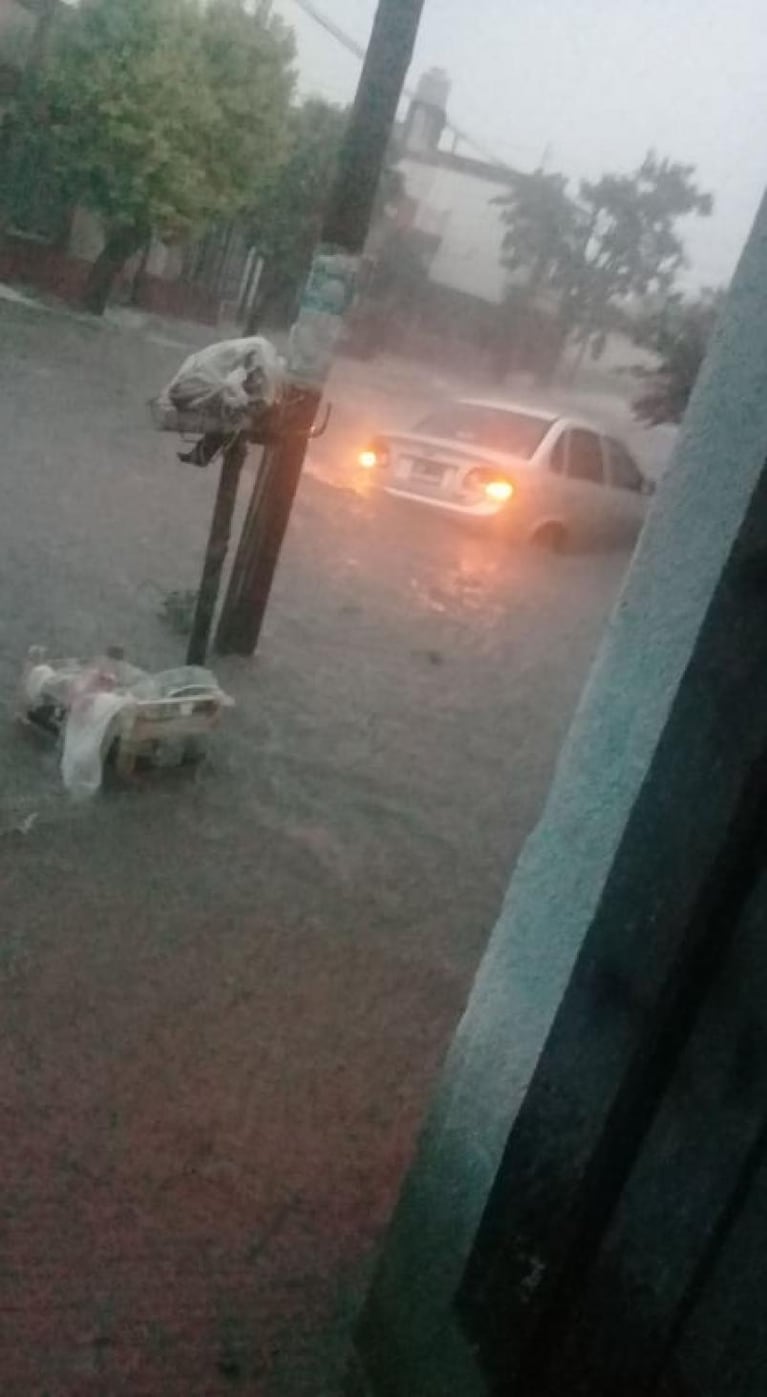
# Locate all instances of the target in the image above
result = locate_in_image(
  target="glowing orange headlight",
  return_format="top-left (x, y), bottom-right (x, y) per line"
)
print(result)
top-left (484, 479), bottom-right (514, 503)
top-left (358, 449), bottom-right (379, 469)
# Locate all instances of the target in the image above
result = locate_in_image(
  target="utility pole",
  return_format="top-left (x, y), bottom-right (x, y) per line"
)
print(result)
top-left (214, 0), bottom-right (426, 657)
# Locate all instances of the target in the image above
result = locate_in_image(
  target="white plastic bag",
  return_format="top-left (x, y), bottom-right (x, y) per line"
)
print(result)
top-left (20, 651), bottom-right (233, 797)
top-left (59, 669), bottom-right (132, 799)
top-left (152, 337), bottom-right (283, 433)
top-left (129, 665), bottom-right (232, 703)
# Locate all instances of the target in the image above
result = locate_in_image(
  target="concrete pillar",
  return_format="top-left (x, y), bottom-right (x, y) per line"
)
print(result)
top-left (353, 191), bottom-right (767, 1394)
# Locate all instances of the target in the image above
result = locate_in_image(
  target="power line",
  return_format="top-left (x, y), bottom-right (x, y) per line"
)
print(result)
top-left (285, 0), bottom-right (368, 62)
top-left (283, 0), bottom-right (518, 170)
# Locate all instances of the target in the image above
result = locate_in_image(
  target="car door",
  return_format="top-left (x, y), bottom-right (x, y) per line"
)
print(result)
top-left (603, 436), bottom-right (648, 546)
top-left (528, 422), bottom-right (572, 528)
top-left (563, 426), bottom-right (610, 546)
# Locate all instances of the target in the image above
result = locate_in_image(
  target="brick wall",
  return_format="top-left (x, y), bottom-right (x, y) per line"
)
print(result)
top-left (0, 235), bottom-right (220, 323)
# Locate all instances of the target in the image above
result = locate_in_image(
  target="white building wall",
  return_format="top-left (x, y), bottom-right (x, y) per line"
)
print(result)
top-left (397, 156), bottom-right (510, 306)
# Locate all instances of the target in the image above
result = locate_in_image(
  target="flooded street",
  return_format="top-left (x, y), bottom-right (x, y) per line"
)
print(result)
top-left (0, 301), bottom-right (628, 1392)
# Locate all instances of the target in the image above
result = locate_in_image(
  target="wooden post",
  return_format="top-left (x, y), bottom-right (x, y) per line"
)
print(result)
top-left (214, 0), bottom-right (426, 657)
top-left (186, 433), bottom-right (247, 666)
top-left (214, 431), bottom-right (277, 655)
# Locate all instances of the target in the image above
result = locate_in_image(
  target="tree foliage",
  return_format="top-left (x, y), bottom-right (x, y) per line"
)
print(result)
top-left (630, 288), bottom-right (725, 426)
top-left (247, 97), bottom-right (347, 325)
top-left (568, 155), bottom-right (713, 349)
top-left (245, 108), bottom-right (413, 329)
top-left (6, 0), bottom-right (296, 309)
top-left (496, 152), bottom-right (713, 364)
top-left (496, 169), bottom-right (581, 299)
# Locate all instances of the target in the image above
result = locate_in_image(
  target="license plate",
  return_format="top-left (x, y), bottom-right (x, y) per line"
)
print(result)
top-left (410, 458), bottom-right (446, 483)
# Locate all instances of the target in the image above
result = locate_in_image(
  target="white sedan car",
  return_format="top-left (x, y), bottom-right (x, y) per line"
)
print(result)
top-left (357, 398), bottom-right (654, 551)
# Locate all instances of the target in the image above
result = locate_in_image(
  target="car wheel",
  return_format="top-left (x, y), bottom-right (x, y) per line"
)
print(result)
top-left (531, 521), bottom-right (568, 553)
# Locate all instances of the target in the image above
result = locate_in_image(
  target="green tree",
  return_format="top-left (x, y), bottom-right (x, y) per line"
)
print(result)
top-left (631, 288), bottom-right (725, 426)
top-left (567, 154), bottom-right (713, 357)
top-left (246, 97), bottom-right (347, 328)
top-left (7, 0), bottom-right (295, 312)
top-left (496, 168), bottom-right (582, 301)
top-left (493, 169), bottom-right (582, 378)
top-left (495, 152), bottom-right (713, 372)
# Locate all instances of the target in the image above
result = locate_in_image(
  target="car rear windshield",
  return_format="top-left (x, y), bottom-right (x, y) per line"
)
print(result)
top-left (415, 405), bottom-right (551, 459)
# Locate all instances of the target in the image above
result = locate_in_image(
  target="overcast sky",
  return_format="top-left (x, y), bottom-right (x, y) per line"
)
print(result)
top-left (272, 0), bottom-right (764, 288)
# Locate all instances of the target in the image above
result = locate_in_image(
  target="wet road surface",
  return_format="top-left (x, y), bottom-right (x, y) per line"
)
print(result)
top-left (0, 302), bottom-right (631, 1392)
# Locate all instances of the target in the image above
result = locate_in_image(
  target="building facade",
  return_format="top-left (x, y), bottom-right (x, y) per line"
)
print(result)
top-left (395, 71), bottom-right (514, 311)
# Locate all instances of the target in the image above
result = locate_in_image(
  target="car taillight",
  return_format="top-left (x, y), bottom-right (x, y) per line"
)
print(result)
top-left (464, 468), bottom-right (514, 502)
top-left (485, 479), bottom-right (514, 503)
top-left (358, 439), bottom-right (389, 469)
